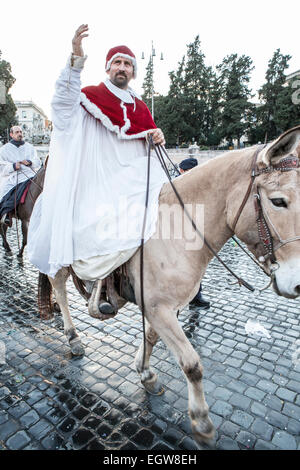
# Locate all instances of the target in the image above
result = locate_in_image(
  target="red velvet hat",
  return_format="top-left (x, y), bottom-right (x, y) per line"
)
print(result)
top-left (105, 45), bottom-right (137, 78)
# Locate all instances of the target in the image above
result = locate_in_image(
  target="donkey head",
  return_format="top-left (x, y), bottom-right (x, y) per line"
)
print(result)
top-left (234, 125), bottom-right (300, 298)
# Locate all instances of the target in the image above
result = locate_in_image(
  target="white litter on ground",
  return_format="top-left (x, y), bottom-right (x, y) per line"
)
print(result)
top-left (245, 319), bottom-right (271, 339)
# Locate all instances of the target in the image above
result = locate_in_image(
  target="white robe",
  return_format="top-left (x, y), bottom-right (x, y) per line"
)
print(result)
top-left (27, 56), bottom-right (168, 280)
top-left (0, 142), bottom-right (41, 201)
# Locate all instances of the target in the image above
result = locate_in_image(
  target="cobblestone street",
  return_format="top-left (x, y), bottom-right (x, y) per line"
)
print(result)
top-left (0, 227), bottom-right (299, 451)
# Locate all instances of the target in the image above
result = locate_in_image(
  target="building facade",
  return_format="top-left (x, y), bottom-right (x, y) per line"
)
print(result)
top-left (15, 100), bottom-right (52, 144)
top-left (285, 69), bottom-right (300, 84)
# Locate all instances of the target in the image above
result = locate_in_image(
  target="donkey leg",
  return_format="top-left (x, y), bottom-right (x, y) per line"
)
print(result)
top-left (0, 224), bottom-right (12, 255)
top-left (148, 309), bottom-right (214, 443)
top-left (49, 268), bottom-right (84, 356)
top-left (17, 220), bottom-right (28, 258)
top-left (135, 318), bottom-right (164, 395)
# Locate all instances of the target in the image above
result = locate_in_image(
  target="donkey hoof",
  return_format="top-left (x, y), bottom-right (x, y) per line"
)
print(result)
top-left (40, 311), bottom-right (55, 320)
top-left (191, 415), bottom-right (215, 444)
top-left (71, 344), bottom-right (85, 356)
top-left (5, 250), bottom-right (13, 257)
top-left (142, 380), bottom-right (165, 396)
top-left (69, 338), bottom-right (85, 356)
top-left (141, 371), bottom-right (164, 396)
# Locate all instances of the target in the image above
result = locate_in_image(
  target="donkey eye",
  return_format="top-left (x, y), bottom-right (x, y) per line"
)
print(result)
top-left (271, 198), bottom-right (287, 208)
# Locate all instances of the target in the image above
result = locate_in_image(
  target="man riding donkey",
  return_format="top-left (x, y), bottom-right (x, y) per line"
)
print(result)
top-left (0, 126), bottom-right (41, 227)
top-left (27, 24), bottom-right (168, 316)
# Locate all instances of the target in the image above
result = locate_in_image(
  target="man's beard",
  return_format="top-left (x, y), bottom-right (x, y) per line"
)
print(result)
top-left (10, 137), bottom-right (25, 147)
top-left (111, 73), bottom-right (129, 89)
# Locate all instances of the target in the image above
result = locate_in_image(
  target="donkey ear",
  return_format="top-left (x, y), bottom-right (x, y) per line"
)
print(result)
top-left (260, 125), bottom-right (300, 167)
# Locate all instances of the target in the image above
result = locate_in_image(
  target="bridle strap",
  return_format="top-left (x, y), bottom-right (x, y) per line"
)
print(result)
top-left (254, 187), bottom-right (276, 263)
top-left (273, 237), bottom-right (300, 252)
top-left (231, 145), bottom-right (265, 232)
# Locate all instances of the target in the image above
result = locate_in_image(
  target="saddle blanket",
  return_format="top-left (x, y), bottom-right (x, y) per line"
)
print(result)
top-left (0, 179), bottom-right (32, 217)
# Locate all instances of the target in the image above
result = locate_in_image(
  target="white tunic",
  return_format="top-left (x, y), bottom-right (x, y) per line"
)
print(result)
top-left (27, 56), bottom-right (168, 279)
top-left (0, 142), bottom-right (41, 201)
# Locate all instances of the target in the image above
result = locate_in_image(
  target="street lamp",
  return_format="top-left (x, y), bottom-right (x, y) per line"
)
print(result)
top-left (141, 41), bottom-right (164, 120)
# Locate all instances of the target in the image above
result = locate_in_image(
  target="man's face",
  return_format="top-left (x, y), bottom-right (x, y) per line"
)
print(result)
top-left (107, 56), bottom-right (134, 89)
top-left (10, 127), bottom-right (23, 141)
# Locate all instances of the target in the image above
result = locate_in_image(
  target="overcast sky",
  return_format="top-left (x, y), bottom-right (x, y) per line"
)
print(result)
top-left (0, 0), bottom-right (299, 118)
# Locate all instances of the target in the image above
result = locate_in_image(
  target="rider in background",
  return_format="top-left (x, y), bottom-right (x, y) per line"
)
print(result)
top-left (0, 126), bottom-right (41, 226)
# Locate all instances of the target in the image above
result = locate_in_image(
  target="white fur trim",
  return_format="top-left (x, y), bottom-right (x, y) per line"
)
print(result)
top-left (80, 92), bottom-right (153, 140)
top-left (105, 53), bottom-right (137, 78)
top-left (120, 101), bottom-right (131, 134)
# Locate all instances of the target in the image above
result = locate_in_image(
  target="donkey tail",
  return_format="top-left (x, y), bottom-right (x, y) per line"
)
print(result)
top-left (38, 272), bottom-right (54, 320)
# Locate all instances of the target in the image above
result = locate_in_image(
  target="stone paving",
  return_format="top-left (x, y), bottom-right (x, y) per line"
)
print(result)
top-left (0, 228), bottom-right (299, 451)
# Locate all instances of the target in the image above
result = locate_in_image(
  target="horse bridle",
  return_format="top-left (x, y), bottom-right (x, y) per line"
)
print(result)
top-left (232, 145), bottom-right (300, 265)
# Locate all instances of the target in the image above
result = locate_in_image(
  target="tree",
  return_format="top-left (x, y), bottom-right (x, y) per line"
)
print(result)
top-left (153, 57), bottom-right (188, 146)
top-left (272, 81), bottom-right (300, 132)
top-left (0, 51), bottom-right (17, 143)
top-left (155, 36), bottom-right (221, 147)
top-left (181, 36), bottom-right (213, 144)
top-left (142, 56), bottom-right (154, 114)
top-left (149, 94), bottom-right (171, 144)
top-left (217, 53), bottom-right (254, 147)
top-left (204, 71), bottom-right (223, 146)
top-left (256, 49), bottom-right (291, 142)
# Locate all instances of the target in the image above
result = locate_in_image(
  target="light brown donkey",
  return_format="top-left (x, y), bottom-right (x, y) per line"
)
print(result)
top-left (41, 125), bottom-right (300, 444)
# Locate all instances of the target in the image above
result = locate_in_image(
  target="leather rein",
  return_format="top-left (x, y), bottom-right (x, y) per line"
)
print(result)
top-left (147, 139), bottom-right (255, 292)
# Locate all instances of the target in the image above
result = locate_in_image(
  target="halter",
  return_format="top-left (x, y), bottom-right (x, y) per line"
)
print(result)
top-left (232, 146), bottom-right (300, 264)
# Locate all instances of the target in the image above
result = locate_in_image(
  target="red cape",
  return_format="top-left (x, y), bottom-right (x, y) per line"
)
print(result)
top-left (80, 82), bottom-right (156, 138)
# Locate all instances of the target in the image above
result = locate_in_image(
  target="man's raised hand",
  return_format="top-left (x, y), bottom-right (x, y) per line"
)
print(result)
top-left (72, 24), bottom-right (89, 57)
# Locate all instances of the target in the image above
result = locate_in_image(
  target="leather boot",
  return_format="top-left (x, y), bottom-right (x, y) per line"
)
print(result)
top-left (88, 279), bottom-right (115, 319)
top-left (189, 292), bottom-right (210, 309)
